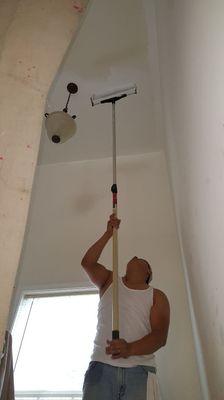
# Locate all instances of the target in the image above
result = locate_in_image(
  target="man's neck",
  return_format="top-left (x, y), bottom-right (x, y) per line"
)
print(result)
top-left (122, 276), bottom-right (148, 289)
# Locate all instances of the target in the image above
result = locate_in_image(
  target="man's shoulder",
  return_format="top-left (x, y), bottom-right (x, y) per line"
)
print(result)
top-left (152, 288), bottom-right (169, 305)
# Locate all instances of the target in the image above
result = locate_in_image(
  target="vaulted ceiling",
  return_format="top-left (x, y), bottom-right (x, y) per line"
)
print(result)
top-left (38, 0), bottom-right (164, 165)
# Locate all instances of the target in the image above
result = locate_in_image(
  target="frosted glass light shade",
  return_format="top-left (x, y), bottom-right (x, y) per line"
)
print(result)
top-left (45, 111), bottom-right (76, 144)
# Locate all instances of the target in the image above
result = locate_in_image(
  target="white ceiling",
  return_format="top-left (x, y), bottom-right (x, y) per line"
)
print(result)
top-left (38, 0), bottom-right (164, 165)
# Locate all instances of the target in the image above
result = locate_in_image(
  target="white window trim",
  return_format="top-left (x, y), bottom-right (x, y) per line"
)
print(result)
top-left (12, 285), bottom-right (99, 399)
top-left (11, 282), bottom-right (98, 331)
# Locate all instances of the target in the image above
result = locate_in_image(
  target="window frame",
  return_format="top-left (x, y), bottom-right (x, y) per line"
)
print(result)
top-left (12, 286), bottom-right (99, 400)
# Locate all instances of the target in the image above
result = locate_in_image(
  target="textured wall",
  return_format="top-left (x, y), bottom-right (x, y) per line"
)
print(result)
top-left (0, 0), bottom-right (89, 351)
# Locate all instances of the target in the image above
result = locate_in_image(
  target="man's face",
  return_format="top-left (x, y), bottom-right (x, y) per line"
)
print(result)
top-left (126, 256), bottom-right (151, 282)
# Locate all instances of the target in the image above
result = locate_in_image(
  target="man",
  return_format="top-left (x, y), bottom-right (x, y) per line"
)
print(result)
top-left (81, 214), bottom-right (170, 400)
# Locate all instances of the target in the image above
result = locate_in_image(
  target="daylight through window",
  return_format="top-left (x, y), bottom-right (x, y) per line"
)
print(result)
top-left (12, 291), bottom-right (99, 400)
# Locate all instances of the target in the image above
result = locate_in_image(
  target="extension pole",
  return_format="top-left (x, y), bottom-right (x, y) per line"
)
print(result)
top-left (111, 100), bottom-right (119, 340)
top-left (101, 95), bottom-right (126, 340)
top-left (90, 85), bottom-right (137, 340)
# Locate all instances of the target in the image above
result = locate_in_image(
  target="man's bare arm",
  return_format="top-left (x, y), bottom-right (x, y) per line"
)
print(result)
top-left (81, 215), bottom-right (120, 290)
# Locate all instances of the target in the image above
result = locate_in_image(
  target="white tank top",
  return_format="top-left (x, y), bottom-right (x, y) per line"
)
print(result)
top-left (91, 276), bottom-right (156, 368)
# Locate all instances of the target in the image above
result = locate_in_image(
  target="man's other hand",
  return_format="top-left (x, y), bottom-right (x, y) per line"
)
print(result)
top-left (106, 339), bottom-right (130, 359)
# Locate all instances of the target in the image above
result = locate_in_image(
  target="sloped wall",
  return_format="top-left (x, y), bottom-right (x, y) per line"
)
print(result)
top-left (0, 0), bottom-right (89, 351)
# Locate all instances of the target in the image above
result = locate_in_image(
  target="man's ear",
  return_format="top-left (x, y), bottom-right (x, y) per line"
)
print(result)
top-left (146, 272), bottom-right (152, 284)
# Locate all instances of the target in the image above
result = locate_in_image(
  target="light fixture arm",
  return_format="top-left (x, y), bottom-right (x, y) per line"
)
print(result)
top-left (63, 82), bottom-right (78, 114)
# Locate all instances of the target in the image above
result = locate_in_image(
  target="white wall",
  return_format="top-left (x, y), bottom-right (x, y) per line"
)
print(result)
top-left (12, 152), bottom-right (201, 400)
top-left (155, 1), bottom-right (224, 399)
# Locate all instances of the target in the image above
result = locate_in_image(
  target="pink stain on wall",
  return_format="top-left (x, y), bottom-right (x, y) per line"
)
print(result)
top-left (0, 156), bottom-right (4, 160)
top-left (73, 1), bottom-right (85, 13)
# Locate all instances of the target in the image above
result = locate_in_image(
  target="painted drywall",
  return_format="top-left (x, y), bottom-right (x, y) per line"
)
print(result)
top-left (12, 153), bottom-right (201, 400)
top-left (38, 0), bottom-right (165, 165)
top-left (155, 1), bottom-right (224, 399)
top-left (0, 0), bottom-right (89, 351)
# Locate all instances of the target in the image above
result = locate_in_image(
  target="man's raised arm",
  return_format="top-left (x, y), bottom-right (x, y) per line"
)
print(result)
top-left (81, 215), bottom-right (120, 290)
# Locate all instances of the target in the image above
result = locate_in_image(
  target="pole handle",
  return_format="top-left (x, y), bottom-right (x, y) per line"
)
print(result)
top-left (112, 206), bottom-right (119, 339)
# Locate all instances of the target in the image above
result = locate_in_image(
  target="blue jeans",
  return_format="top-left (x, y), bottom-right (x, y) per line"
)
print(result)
top-left (82, 361), bottom-right (156, 400)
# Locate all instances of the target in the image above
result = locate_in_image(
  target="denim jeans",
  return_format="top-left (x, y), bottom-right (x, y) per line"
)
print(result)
top-left (82, 361), bottom-right (156, 400)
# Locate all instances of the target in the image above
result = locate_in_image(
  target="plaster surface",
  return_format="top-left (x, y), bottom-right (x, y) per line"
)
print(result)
top-left (0, 0), bottom-right (89, 351)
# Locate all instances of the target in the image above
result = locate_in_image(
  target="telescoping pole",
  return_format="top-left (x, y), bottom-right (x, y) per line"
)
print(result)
top-left (90, 85), bottom-right (137, 340)
top-left (111, 100), bottom-right (119, 340)
top-left (100, 94), bottom-right (126, 340)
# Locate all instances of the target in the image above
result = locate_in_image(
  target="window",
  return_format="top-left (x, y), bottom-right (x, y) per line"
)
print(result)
top-left (12, 291), bottom-right (99, 400)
